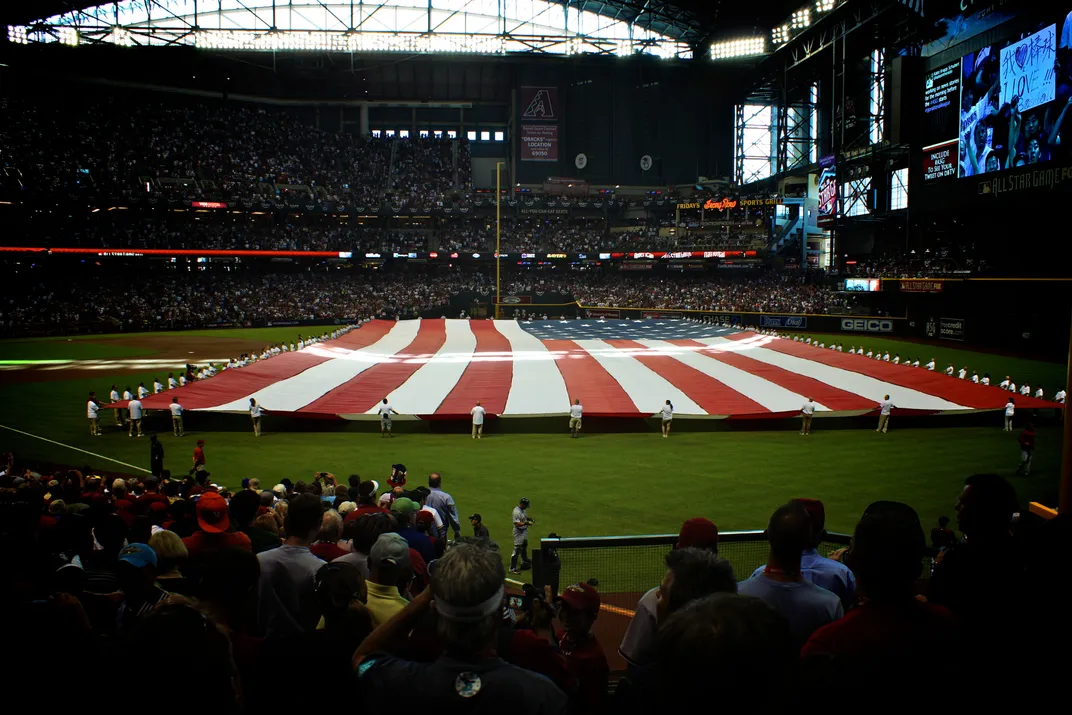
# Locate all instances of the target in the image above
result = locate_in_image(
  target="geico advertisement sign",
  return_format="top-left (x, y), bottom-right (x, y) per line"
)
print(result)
top-left (840, 318), bottom-right (894, 333)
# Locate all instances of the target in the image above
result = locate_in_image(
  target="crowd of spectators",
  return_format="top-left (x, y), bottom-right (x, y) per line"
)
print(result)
top-left (0, 454), bottom-right (1061, 712)
top-left (1, 268), bottom-right (848, 332)
top-left (0, 270), bottom-right (490, 331)
top-left (0, 98), bottom-right (468, 205)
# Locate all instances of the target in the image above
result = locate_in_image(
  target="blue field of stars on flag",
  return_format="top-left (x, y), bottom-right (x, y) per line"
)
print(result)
top-left (516, 318), bottom-right (742, 341)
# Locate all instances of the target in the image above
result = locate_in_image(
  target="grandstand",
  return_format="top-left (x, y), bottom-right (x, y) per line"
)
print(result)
top-left (1, 1), bottom-right (1070, 710)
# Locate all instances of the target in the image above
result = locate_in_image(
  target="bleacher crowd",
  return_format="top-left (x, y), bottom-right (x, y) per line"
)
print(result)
top-left (0, 455), bottom-right (1061, 712)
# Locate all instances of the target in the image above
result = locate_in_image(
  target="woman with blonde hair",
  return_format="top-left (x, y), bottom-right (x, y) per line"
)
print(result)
top-left (150, 529), bottom-right (190, 595)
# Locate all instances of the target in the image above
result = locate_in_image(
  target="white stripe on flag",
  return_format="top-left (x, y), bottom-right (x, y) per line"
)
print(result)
top-left (575, 339), bottom-right (705, 415)
top-left (372, 319), bottom-right (478, 414)
top-left (635, 339), bottom-right (825, 413)
top-left (207, 320), bottom-right (422, 412)
top-left (494, 320), bottom-right (570, 415)
top-left (699, 336), bottom-right (966, 410)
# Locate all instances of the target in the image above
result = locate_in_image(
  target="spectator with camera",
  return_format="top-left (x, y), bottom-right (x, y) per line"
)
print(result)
top-left (355, 542), bottom-right (568, 713)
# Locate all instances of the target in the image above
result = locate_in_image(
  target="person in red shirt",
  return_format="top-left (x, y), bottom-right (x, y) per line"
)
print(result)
top-left (345, 480), bottom-right (389, 523)
top-left (135, 476), bottom-right (169, 513)
top-left (181, 492), bottom-right (252, 558)
top-left (802, 501), bottom-right (959, 694)
top-left (1017, 422), bottom-right (1036, 476)
top-left (309, 509), bottom-right (348, 562)
top-left (192, 440), bottom-right (206, 472)
top-left (555, 581), bottom-right (609, 714)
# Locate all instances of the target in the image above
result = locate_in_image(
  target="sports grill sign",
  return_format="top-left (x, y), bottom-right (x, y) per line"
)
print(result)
top-left (584, 309), bottom-right (621, 319)
top-left (840, 318), bottom-right (894, 333)
top-left (760, 315), bottom-right (807, 329)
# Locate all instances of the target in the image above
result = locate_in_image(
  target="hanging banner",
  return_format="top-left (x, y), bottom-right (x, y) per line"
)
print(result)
top-left (520, 124), bottom-right (559, 162)
top-left (817, 165), bottom-right (837, 227)
top-left (520, 87), bottom-right (559, 120)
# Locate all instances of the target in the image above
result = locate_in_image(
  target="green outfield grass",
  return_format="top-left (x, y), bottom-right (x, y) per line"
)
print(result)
top-left (0, 326), bottom-right (1064, 579)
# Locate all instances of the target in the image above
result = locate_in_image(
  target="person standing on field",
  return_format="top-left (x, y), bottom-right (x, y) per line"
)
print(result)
top-left (660, 399), bottom-right (674, 438)
top-left (250, 398), bottom-right (264, 437)
top-left (153, 377), bottom-right (164, 394)
top-left (150, 435), bottom-right (165, 477)
top-left (128, 396), bottom-right (144, 437)
top-left (378, 398), bottom-right (397, 438)
top-left (876, 395), bottom-right (894, 434)
top-left (110, 384), bottom-right (123, 426)
top-left (170, 397), bottom-right (184, 437)
top-left (168, 373), bottom-right (178, 390)
top-left (193, 440), bottom-right (206, 472)
top-left (1004, 397), bottom-right (1015, 432)
top-left (1017, 422), bottom-right (1036, 476)
top-left (471, 400), bottom-right (486, 439)
top-left (87, 392), bottom-right (101, 436)
top-left (510, 497), bottom-right (533, 574)
top-left (800, 397), bottom-right (816, 436)
top-left (569, 398), bottom-right (584, 438)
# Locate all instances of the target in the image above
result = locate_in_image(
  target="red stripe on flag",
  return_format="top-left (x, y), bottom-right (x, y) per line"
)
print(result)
top-left (299, 320), bottom-right (448, 414)
top-left (132, 321), bottom-right (396, 411)
top-left (604, 339), bottom-right (768, 415)
top-left (669, 340), bottom-right (875, 411)
top-left (750, 333), bottom-right (1058, 409)
top-left (543, 340), bottom-right (638, 416)
top-left (435, 321), bottom-right (513, 416)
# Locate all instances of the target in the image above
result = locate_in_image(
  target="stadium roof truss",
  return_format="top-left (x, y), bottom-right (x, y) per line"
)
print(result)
top-left (6, 0), bottom-right (700, 58)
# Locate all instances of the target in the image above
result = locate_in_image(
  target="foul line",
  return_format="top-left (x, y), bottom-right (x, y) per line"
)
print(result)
top-left (0, 424), bottom-right (152, 474)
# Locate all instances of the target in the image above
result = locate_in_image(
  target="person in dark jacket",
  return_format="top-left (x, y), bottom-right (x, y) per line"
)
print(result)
top-left (149, 435), bottom-right (165, 477)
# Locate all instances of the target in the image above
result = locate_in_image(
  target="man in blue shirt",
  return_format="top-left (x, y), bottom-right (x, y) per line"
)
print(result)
top-left (748, 498), bottom-right (855, 608)
top-left (423, 472), bottom-right (462, 540)
top-left (391, 497), bottom-right (436, 564)
top-left (738, 502), bottom-right (843, 644)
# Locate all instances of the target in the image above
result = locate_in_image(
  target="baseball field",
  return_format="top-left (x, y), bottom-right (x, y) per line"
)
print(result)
top-left (0, 326), bottom-right (1065, 544)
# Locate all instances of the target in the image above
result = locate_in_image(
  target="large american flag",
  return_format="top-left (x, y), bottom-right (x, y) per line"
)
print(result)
top-left (124, 319), bottom-right (1055, 419)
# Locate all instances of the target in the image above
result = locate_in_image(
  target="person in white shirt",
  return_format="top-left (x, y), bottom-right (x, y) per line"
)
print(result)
top-left (170, 397), bottom-right (184, 437)
top-left (866, 349), bottom-right (874, 359)
top-left (378, 398), bottom-right (398, 438)
top-left (1020, 383), bottom-right (1031, 397)
top-left (471, 400), bottom-right (486, 439)
top-left (818, 342), bottom-right (825, 349)
top-left (660, 399), bottom-right (674, 438)
top-left (298, 339), bottom-right (305, 350)
top-left (128, 398), bottom-right (144, 437)
top-left (1035, 386), bottom-right (1044, 400)
top-left (971, 373), bottom-right (980, 383)
top-left (137, 382), bottom-right (150, 399)
top-left (958, 367), bottom-right (968, 380)
top-left (892, 355), bottom-right (900, 365)
top-left (250, 398), bottom-right (264, 437)
top-left (876, 395), bottom-right (894, 434)
top-left (1054, 387), bottom-right (1066, 405)
top-left (1004, 397), bottom-right (1015, 431)
top-left (122, 386), bottom-right (134, 401)
top-left (290, 343), bottom-right (297, 352)
top-left (153, 378), bottom-right (164, 394)
top-left (800, 398), bottom-right (816, 436)
top-left (848, 347), bottom-right (856, 355)
top-left (925, 358), bottom-right (936, 371)
top-left (179, 374), bottom-right (188, 386)
top-left (282, 344), bottom-right (289, 352)
top-left (569, 399), bottom-right (584, 438)
top-left (806, 338), bottom-right (812, 345)
top-left (945, 365), bottom-right (955, 376)
top-left (1009, 381), bottom-right (1016, 394)
top-left (1000, 376), bottom-right (1011, 390)
top-left (168, 373), bottom-right (178, 390)
top-left (882, 352), bottom-right (890, 362)
top-left (836, 344), bottom-right (843, 352)
top-left (87, 392), bottom-right (101, 436)
top-left (109, 384), bottom-right (123, 426)
top-left (912, 358), bottom-right (921, 368)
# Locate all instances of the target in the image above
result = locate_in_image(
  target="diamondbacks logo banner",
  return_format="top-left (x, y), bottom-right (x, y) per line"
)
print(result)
top-left (521, 86), bottom-right (558, 121)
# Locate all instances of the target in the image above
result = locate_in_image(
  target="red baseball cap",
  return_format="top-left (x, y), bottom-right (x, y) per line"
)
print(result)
top-left (557, 582), bottom-right (601, 616)
top-left (196, 492), bottom-right (230, 533)
top-left (677, 517), bottom-right (719, 549)
top-left (415, 510), bottom-right (435, 526)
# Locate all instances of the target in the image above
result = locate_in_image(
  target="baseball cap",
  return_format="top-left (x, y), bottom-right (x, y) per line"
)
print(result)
top-left (148, 501), bottom-right (169, 514)
top-left (358, 480), bottom-right (379, 499)
top-left (118, 543), bottom-right (158, 569)
top-left (415, 510), bottom-right (435, 526)
top-left (469, 513), bottom-right (482, 521)
top-left (677, 517), bottom-right (719, 549)
top-left (390, 497), bottom-right (419, 515)
top-left (369, 533), bottom-right (411, 567)
top-left (196, 492), bottom-right (230, 533)
top-left (556, 582), bottom-right (601, 616)
top-left (792, 498), bottom-right (826, 532)
top-left (391, 463), bottom-right (407, 474)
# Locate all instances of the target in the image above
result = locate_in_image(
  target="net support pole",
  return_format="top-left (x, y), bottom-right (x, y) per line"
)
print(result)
top-left (496, 161), bottom-right (504, 319)
top-left (1061, 309), bottom-right (1072, 512)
